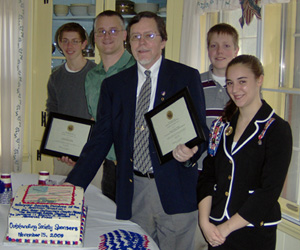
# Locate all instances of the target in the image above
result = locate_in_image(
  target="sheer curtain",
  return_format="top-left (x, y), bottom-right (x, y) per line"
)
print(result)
top-left (197, 0), bottom-right (241, 14)
top-left (0, 0), bottom-right (28, 173)
top-left (180, 0), bottom-right (202, 69)
top-left (197, 0), bottom-right (290, 13)
top-left (180, 0), bottom-right (241, 69)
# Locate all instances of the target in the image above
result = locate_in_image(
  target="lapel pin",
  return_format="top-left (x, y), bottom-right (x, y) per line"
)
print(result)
top-left (161, 91), bottom-right (166, 101)
top-left (225, 126), bottom-right (233, 136)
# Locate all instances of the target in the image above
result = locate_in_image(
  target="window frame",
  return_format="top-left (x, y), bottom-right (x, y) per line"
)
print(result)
top-left (203, 1), bottom-right (300, 232)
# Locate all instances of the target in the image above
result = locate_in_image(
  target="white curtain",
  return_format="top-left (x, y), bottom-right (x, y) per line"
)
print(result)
top-left (180, 0), bottom-right (242, 68)
top-left (0, 0), bottom-right (28, 173)
top-left (197, 0), bottom-right (290, 14)
top-left (197, 0), bottom-right (241, 14)
top-left (180, 0), bottom-right (202, 69)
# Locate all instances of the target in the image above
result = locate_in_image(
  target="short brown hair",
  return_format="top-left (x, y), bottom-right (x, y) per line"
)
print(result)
top-left (127, 11), bottom-right (168, 43)
top-left (207, 23), bottom-right (239, 49)
top-left (94, 10), bottom-right (125, 30)
top-left (56, 22), bottom-right (87, 42)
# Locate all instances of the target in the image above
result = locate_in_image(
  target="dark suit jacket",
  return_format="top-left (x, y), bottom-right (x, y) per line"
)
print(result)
top-left (197, 100), bottom-right (292, 227)
top-left (66, 58), bottom-right (209, 219)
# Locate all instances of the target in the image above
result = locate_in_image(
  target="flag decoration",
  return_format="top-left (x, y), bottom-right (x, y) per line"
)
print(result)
top-left (239, 0), bottom-right (262, 27)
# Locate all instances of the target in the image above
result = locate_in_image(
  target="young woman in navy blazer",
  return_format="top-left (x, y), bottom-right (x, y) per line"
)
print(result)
top-left (197, 55), bottom-right (292, 250)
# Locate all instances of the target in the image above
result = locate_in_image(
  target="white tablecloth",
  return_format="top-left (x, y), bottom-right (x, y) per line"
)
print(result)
top-left (0, 173), bottom-right (159, 250)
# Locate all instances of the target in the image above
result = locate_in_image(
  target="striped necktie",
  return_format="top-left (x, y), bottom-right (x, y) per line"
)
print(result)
top-left (133, 70), bottom-right (152, 174)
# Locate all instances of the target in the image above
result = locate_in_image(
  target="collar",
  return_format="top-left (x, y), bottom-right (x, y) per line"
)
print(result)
top-left (208, 64), bottom-right (214, 81)
top-left (99, 50), bottom-right (134, 73)
top-left (228, 100), bottom-right (275, 155)
top-left (137, 56), bottom-right (162, 77)
top-left (208, 64), bottom-right (226, 87)
top-left (64, 60), bottom-right (87, 73)
top-left (230, 100), bottom-right (274, 126)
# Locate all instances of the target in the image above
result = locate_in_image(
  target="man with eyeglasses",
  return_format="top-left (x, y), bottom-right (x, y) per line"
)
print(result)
top-left (65, 12), bottom-right (208, 250)
top-left (46, 22), bottom-right (96, 175)
top-left (61, 11), bottom-right (135, 201)
top-left (85, 11), bottom-right (135, 201)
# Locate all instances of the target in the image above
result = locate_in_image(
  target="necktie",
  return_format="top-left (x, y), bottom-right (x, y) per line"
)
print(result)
top-left (133, 70), bottom-right (152, 174)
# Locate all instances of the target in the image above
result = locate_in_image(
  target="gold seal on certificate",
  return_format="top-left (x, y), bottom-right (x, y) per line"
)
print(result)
top-left (145, 87), bottom-right (206, 164)
top-left (67, 124), bottom-right (74, 132)
top-left (166, 111), bottom-right (173, 120)
top-left (40, 112), bottom-right (95, 161)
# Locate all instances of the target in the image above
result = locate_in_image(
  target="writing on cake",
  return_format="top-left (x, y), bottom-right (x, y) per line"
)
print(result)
top-left (6, 185), bottom-right (86, 245)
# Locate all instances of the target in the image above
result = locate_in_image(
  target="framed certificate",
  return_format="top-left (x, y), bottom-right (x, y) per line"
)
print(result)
top-left (145, 87), bottom-right (206, 164)
top-left (40, 112), bottom-right (95, 161)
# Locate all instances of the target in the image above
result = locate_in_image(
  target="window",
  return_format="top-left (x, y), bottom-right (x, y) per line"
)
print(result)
top-left (276, 0), bottom-right (300, 225)
top-left (204, 1), bottom-right (300, 226)
top-left (204, 8), bottom-right (263, 69)
top-left (220, 8), bottom-right (262, 58)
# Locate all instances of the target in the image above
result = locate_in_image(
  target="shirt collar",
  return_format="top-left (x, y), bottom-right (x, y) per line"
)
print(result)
top-left (137, 56), bottom-right (162, 77)
top-left (98, 50), bottom-right (134, 73)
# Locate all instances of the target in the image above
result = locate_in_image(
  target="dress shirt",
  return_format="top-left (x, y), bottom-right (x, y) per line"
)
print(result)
top-left (136, 56), bottom-right (162, 111)
top-left (135, 56), bottom-right (162, 173)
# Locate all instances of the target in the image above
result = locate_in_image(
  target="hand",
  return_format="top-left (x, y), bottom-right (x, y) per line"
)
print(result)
top-left (172, 144), bottom-right (198, 162)
top-left (217, 222), bottom-right (231, 238)
top-left (57, 156), bottom-right (76, 167)
top-left (216, 213), bottom-right (249, 239)
top-left (200, 221), bottom-right (226, 248)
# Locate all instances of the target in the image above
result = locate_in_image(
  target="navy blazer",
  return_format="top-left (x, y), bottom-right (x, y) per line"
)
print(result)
top-left (197, 100), bottom-right (292, 227)
top-left (66, 58), bottom-right (209, 220)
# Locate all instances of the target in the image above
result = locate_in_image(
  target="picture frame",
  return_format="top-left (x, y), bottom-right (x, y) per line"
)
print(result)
top-left (40, 112), bottom-right (95, 161)
top-left (145, 87), bottom-right (206, 164)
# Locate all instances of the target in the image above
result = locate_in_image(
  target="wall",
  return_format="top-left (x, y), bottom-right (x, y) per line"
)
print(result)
top-left (21, 1), bottom-right (300, 248)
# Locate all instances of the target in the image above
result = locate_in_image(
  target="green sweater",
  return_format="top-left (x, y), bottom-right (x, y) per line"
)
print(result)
top-left (85, 50), bottom-right (135, 161)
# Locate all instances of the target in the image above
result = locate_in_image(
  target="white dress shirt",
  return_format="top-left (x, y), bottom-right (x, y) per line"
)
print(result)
top-left (136, 56), bottom-right (162, 111)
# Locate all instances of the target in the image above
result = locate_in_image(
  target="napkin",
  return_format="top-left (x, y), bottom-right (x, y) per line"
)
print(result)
top-left (99, 229), bottom-right (150, 250)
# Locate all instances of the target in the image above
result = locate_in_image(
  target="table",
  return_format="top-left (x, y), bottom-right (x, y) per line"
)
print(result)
top-left (0, 173), bottom-right (159, 250)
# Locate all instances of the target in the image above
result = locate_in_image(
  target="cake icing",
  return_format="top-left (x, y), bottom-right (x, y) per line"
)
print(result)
top-left (6, 185), bottom-right (86, 245)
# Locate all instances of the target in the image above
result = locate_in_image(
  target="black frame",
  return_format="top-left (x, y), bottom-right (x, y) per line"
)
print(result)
top-left (145, 87), bottom-right (206, 164)
top-left (40, 112), bottom-right (95, 161)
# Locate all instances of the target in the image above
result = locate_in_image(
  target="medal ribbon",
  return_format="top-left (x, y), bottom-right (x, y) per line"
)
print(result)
top-left (258, 118), bottom-right (275, 141)
top-left (208, 117), bottom-right (226, 157)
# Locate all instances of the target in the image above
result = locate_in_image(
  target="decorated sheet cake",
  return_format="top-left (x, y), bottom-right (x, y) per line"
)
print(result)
top-left (6, 184), bottom-right (86, 245)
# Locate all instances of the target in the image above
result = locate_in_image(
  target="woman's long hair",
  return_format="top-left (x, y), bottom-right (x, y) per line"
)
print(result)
top-left (222, 55), bottom-right (264, 122)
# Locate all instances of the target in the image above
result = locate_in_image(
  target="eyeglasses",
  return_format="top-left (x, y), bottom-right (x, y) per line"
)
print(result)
top-left (130, 32), bottom-right (161, 42)
top-left (60, 39), bottom-right (82, 45)
top-left (95, 28), bottom-right (122, 37)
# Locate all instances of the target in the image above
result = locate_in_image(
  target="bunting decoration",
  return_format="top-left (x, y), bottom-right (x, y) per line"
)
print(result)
top-left (239, 0), bottom-right (262, 27)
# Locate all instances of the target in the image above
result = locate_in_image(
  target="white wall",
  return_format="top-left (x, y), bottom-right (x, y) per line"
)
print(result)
top-left (277, 230), bottom-right (300, 250)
